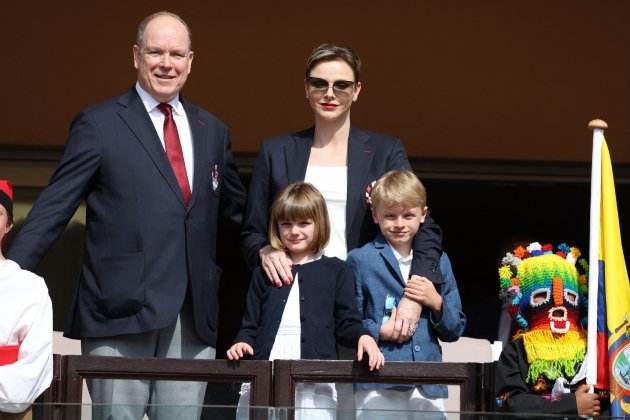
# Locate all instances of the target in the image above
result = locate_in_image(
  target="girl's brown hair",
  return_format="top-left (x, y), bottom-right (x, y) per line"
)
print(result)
top-left (268, 183), bottom-right (330, 254)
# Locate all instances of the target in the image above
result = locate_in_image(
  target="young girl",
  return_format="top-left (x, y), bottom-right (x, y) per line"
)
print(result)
top-left (228, 182), bottom-right (384, 419)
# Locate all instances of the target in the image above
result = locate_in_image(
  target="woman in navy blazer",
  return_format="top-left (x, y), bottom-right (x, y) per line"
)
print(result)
top-left (242, 44), bottom-right (443, 292)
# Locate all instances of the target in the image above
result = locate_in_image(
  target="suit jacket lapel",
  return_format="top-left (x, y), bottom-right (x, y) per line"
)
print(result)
top-left (285, 127), bottom-right (314, 183)
top-left (374, 234), bottom-right (406, 287)
top-left (346, 127), bottom-right (373, 237)
top-left (183, 100), bottom-right (207, 211)
top-left (117, 88), bottom-right (185, 207)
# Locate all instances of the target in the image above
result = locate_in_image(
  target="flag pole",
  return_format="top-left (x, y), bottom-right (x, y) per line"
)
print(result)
top-left (586, 118), bottom-right (607, 386)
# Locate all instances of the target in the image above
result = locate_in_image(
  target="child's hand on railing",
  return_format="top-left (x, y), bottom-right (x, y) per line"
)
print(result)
top-left (357, 335), bottom-right (385, 371)
top-left (227, 342), bottom-right (254, 360)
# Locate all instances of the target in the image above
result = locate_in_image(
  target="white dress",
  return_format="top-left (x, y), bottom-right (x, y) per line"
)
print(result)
top-left (0, 259), bottom-right (53, 414)
top-left (304, 165), bottom-right (348, 260)
top-left (305, 165), bottom-right (356, 418)
top-left (236, 270), bottom-right (337, 420)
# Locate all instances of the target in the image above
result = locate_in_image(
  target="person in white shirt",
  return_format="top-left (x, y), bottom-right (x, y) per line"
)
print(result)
top-left (0, 180), bottom-right (53, 418)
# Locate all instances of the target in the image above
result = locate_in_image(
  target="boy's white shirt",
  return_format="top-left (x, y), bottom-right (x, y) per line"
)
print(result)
top-left (0, 259), bottom-right (53, 413)
top-left (389, 244), bottom-right (413, 284)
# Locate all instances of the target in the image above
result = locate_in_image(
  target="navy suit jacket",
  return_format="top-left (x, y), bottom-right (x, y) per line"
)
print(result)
top-left (241, 127), bottom-right (443, 281)
top-left (8, 87), bottom-right (246, 346)
top-left (347, 234), bottom-right (466, 398)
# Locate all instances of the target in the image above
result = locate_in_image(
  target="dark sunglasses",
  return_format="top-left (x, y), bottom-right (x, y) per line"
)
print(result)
top-left (307, 77), bottom-right (355, 95)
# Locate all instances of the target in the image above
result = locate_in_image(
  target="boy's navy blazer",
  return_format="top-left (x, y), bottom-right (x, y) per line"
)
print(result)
top-left (347, 234), bottom-right (467, 398)
top-left (8, 88), bottom-right (246, 346)
top-left (241, 127), bottom-right (443, 281)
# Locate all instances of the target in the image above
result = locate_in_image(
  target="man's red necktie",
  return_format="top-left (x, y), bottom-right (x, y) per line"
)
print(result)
top-left (158, 103), bottom-right (191, 206)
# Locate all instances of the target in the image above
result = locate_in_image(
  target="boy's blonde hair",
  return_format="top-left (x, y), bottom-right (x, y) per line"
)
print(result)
top-left (268, 183), bottom-right (330, 254)
top-left (371, 170), bottom-right (427, 210)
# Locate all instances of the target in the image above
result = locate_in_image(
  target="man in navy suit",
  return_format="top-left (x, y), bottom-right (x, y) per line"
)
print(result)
top-left (8, 11), bottom-right (246, 420)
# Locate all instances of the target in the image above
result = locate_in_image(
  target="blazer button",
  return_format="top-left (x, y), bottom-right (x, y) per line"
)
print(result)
top-left (414, 345), bottom-right (421, 352)
top-left (281, 299), bottom-right (286, 303)
top-left (300, 297), bottom-right (305, 301)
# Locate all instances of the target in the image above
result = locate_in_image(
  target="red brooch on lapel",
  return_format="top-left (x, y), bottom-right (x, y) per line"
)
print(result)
top-left (365, 180), bottom-right (376, 205)
top-left (211, 163), bottom-right (219, 191)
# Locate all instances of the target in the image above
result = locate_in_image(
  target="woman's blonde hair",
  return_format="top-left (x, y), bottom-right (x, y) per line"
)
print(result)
top-left (268, 183), bottom-right (330, 254)
top-left (306, 43), bottom-right (362, 82)
top-left (371, 170), bottom-right (427, 210)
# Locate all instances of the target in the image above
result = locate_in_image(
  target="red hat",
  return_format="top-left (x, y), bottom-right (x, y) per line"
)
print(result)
top-left (0, 180), bottom-right (13, 220)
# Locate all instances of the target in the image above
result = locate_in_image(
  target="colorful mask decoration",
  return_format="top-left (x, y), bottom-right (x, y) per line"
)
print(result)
top-left (499, 242), bottom-right (589, 388)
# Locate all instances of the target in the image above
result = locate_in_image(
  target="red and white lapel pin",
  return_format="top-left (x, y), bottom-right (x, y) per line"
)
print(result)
top-left (365, 180), bottom-right (376, 205)
top-left (211, 164), bottom-right (219, 191)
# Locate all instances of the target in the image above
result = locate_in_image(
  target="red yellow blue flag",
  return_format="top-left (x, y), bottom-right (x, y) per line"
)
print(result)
top-left (586, 121), bottom-right (630, 417)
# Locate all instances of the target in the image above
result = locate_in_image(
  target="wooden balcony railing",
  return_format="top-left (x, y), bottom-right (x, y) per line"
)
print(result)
top-left (36, 354), bottom-right (496, 419)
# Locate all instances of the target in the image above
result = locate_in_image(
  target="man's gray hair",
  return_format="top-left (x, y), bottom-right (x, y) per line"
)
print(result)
top-left (136, 11), bottom-right (192, 51)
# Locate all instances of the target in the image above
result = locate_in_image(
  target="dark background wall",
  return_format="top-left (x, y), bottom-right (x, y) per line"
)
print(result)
top-left (2, 1), bottom-right (629, 162)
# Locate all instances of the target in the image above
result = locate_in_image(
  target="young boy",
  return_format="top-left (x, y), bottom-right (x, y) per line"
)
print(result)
top-left (0, 180), bottom-right (53, 417)
top-left (347, 170), bottom-right (466, 419)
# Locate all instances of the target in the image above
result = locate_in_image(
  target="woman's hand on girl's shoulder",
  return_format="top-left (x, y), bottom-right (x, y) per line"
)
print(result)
top-left (357, 335), bottom-right (385, 371)
top-left (227, 342), bottom-right (254, 360)
top-left (259, 245), bottom-right (293, 287)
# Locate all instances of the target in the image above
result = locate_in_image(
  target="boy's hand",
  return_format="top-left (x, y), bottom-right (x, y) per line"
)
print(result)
top-left (259, 245), bottom-right (293, 287)
top-left (394, 297), bottom-right (421, 343)
top-left (227, 342), bottom-right (254, 360)
top-left (404, 275), bottom-right (442, 315)
top-left (357, 335), bottom-right (385, 371)
top-left (380, 307), bottom-right (398, 341)
top-left (575, 384), bottom-right (601, 417)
